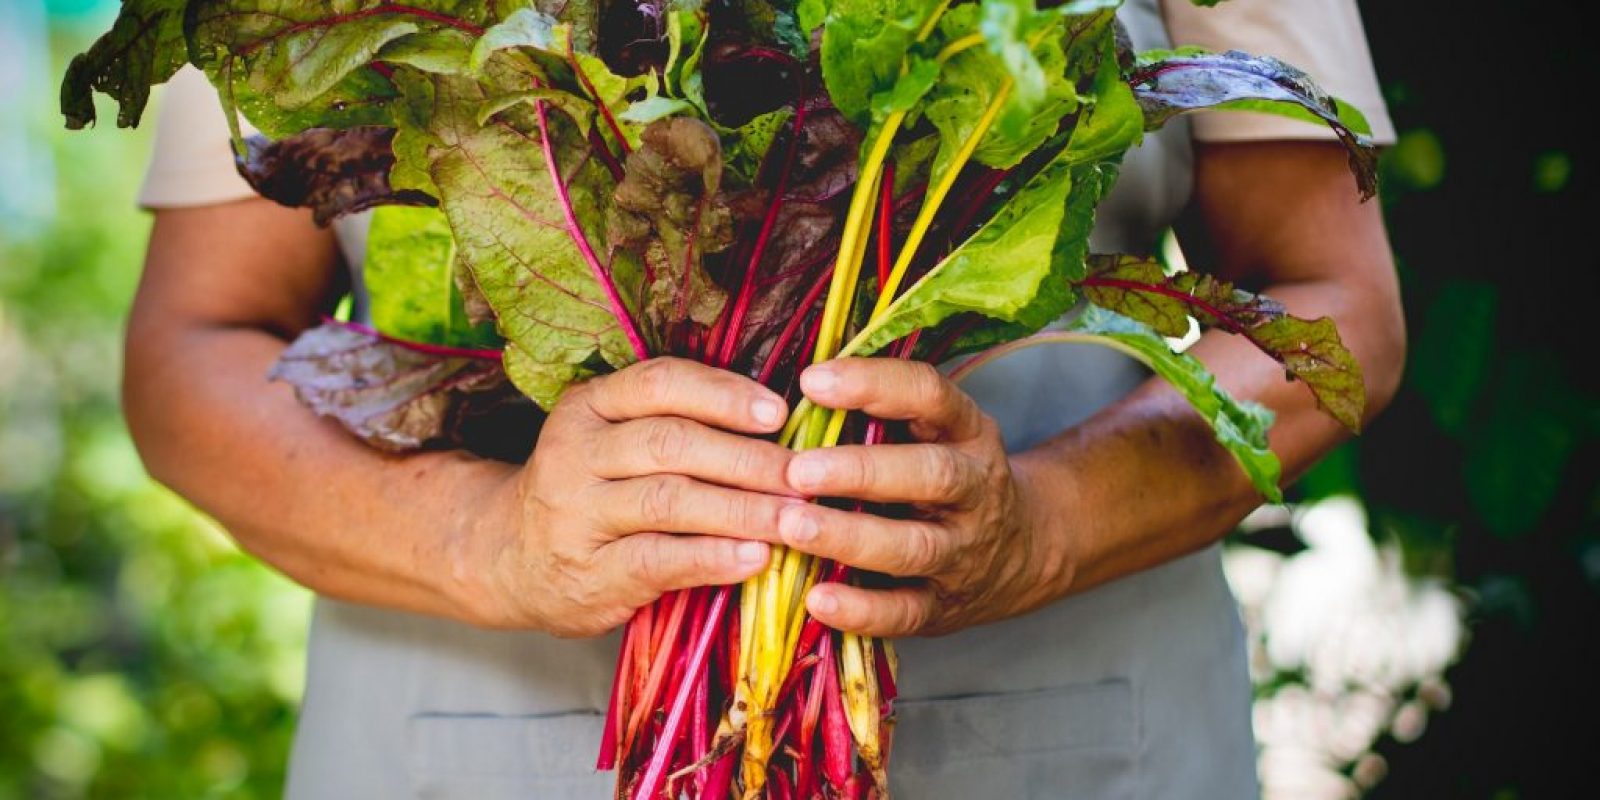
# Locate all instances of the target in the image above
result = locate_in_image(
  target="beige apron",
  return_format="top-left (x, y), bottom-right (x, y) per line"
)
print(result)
top-left (291, 2), bottom-right (1257, 796)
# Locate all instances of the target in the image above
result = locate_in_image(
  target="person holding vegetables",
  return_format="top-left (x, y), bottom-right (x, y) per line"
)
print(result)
top-left (111, 0), bottom-right (1401, 796)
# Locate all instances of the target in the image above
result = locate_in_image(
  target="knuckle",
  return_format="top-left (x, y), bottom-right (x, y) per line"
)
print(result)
top-left (631, 357), bottom-right (679, 398)
top-left (911, 361), bottom-right (948, 400)
top-left (926, 449), bottom-right (967, 500)
top-left (902, 523), bottom-right (948, 575)
top-left (642, 418), bottom-right (690, 469)
top-left (623, 538), bottom-right (662, 585)
top-left (843, 449), bottom-right (876, 492)
top-left (639, 476), bottom-right (687, 528)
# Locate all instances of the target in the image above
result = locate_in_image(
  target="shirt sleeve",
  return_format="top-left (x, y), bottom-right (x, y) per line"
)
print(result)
top-left (1160, 0), bottom-right (1397, 146)
top-left (137, 66), bottom-right (260, 208)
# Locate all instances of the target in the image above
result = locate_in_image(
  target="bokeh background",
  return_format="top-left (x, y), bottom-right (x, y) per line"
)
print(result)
top-left (1, 1), bottom-right (1594, 798)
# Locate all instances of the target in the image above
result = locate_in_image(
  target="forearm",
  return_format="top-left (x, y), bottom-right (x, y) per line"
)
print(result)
top-left (125, 319), bottom-right (517, 622)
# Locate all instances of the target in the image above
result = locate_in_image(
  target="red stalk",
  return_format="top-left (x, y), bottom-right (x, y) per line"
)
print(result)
top-left (703, 751), bottom-right (737, 799)
top-left (873, 643), bottom-right (898, 705)
top-left (876, 163), bottom-right (895, 289)
top-left (943, 168), bottom-right (1008, 247)
top-left (567, 37), bottom-right (632, 157)
top-left (627, 591), bottom-right (691, 749)
top-left (631, 586), bottom-right (731, 800)
top-left (754, 265), bottom-right (835, 386)
top-left (821, 637), bottom-right (852, 791)
top-left (531, 93), bottom-right (650, 361)
top-left (589, 127), bottom-right (626, 182)
top-left (714, 99), bottom-right (809, 369)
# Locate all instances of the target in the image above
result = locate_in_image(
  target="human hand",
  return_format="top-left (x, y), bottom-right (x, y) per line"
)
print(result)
top-left (463, 358), bottom-right (799, 637)
top-left (777, 358), bottom-right (1073, 637)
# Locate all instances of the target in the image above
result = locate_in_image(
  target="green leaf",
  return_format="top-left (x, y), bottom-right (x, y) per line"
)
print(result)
top-left (1061, 35), bottom-right (1143, 167)
top-left (817, 0), bottom-right (946, 125)
top-left (365, 206), bottom-right (501, 348)
top-left (1068, 307), bottom-right (1283, 502)
top-left (1464, 355), bottom-right (1590, 538)
top-left (1080, 254), bottom-right (1367, 432)
top-left (844, 152), bottom-right (1077, 355)
top-left (469, 7), bottom-right (557, 72)
top-left (1408, 280), bottom-right (1497, 435)
top-left (478, 88), bottom-right (595, 134)
top-left (60, 0), bottom-right (189, 129)
top-left (397, 73), bottom-right (635, 407)
top-left (377, 28), bottom-right (478, 75)
top-left (1129, 49), bottom-right (1379, 198)
top-left (619, 96), bottom-right (696, 124)
top-left (923, 3), bottom-right (1083, 185)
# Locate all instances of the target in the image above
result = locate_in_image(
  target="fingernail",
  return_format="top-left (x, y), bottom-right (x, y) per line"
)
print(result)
top-left (808, 589), bottom-right (838, 616)
top-left (780, 506), bottom-right (819, 544)
top-left (802, 366), bottom-right (838, 395)
top-left (737, 541), bottom-right (769, 566)
top-left (790, 454), bottom-right (828, 489)
top-left (751, 396), bottom-right (785, 427)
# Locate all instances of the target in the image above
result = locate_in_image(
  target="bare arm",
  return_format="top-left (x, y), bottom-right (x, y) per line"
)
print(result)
top-left (773, 142), bottom-right (1406, 635)
top-left (128, 199), bottom-right (798, 635)
top-left (1019, 140), bottom-right (1406, 594)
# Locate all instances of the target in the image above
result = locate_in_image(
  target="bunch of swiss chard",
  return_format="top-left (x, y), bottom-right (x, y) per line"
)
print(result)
top-left (66, 0), bottom-right (1378, 796)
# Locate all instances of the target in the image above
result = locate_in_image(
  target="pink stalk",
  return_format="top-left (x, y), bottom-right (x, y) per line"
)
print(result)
top-left (873, 642), bottom-right (898, 705)
top-left (532, 96), bottom-right (650, 360)
top-left (631, 586), bottom-right (731, 800)
top-left (689, 666), bottom-right (710, 794)
top-left (597, 623), bottom-right (632, 770)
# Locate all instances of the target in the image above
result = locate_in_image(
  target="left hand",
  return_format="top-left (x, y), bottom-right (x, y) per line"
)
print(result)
top-left (778, 358), bottom-right (1074, 637)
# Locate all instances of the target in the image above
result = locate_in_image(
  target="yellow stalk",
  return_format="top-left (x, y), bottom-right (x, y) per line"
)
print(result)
top-left (871, 77), bottom-right (1014, 320)
top-left (840, 633), bottom-right (880, 769)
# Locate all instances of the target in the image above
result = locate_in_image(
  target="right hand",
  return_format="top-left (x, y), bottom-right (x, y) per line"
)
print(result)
top-left (459, 358), bottom-right (798, 637)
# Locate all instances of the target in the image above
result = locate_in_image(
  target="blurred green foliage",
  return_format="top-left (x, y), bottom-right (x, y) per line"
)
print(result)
top-left (0, 21), bottom-right (310, 800)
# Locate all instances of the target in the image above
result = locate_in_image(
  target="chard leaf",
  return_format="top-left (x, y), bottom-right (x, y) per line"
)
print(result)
top-left (924, 2), bottom-right (1080, 186)
top-left (1129, 49), bottom-right (1379, 198)
top-left (182, 2), bottom-right (488, 139)
top-left (478, 88), bottom-right (595, 133)
top-left (234, 126), bottom-right (434, 225)
top-left (817, 0), bottom-right (946, 126)
top-left (269, 321), bottom-right (512, 453)
top-left (608, 117), bottom-right (735, 349)
top-left (365, 206), bottom-right (501, 347)
top-left (469, 7), bottom-right (557, 72)
top-left (844, 152), bottom-right (1076, 356)
top-left (620, 96), bottom-right (696, 124)
top-left (1066, 307), bottom-right (1282, 501)
top-left (60, 0), bottom-right (189, 129)
top-left (377, 28), bottom-right (478, 75)
top-left (398, 72), bottom-right (636, 407)
top-left (1061, 34), bottom-right (1142, 167)
top-left (1080, 254), bottom-right (1366, 432)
